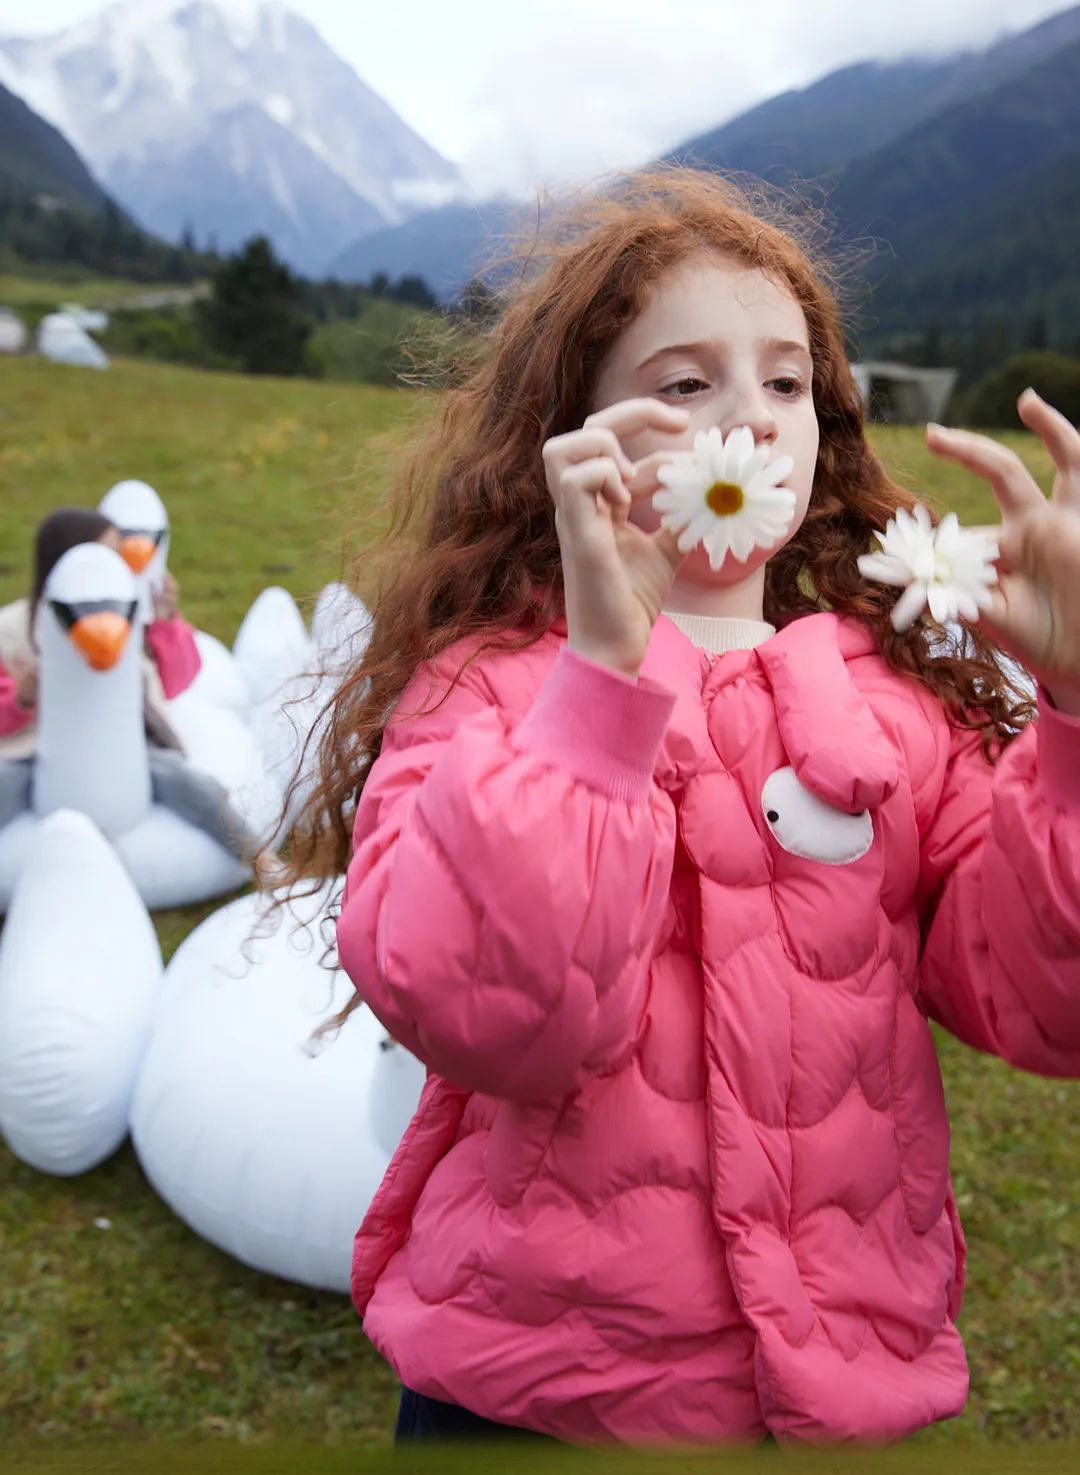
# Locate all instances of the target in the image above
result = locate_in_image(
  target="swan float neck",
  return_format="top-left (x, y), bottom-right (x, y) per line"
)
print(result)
top-left (32, 545), bottom-right (152, 838)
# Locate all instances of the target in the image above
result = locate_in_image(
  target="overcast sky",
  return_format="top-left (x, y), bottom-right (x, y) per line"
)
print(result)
top-left (2, 0), bottom-right (1073, 195)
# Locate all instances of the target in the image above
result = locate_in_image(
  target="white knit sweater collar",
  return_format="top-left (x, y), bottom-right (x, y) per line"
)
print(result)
top-left (661, 610), bottom-right (776, 655)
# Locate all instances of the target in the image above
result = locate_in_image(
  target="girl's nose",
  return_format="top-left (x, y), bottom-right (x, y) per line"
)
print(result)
top-left (720, 385), bottom-right (778, 446)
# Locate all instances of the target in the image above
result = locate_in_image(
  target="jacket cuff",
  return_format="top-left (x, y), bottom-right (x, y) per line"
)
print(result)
top-left (515, 645), bottom-right (675, 802)
top-left (1036, 684), bottom-right (1080, 807)
top-left (146, 615), bottom-right (202, 700)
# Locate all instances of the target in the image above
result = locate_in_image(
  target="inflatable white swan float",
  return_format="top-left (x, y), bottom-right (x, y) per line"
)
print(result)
top-left (98, 478), bottom-right (284, 834)
top-left (0, 543), bottom-right (265, 910)
top-left (99, 479), bottom-right (251, 713)
top-left (0, 823), bottom-right (424, 1284)
top-left (131, 882), bottom-right (424, 1292)
top-left (96, 478), bottom-right (371, 818)
top-left (0, 808), bottom-right (162, 1175)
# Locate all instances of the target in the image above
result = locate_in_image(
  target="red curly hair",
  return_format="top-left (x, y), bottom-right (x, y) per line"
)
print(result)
top-left (278, 167), bottom-right (1032, 908)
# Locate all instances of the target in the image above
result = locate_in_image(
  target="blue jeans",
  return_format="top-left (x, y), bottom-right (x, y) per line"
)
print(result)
top-left (393, 1384), bottom-right (781, 1449)
top-left (394, 1386), bottom-right (555, 1444)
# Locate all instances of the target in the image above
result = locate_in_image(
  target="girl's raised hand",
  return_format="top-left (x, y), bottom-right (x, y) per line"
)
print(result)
top-left (926, 390), bottom-right (1080, 716)
top-left (543, 398), bottom-right (691, 679)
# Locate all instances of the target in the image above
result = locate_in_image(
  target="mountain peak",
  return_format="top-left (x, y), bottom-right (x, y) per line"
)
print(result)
top-left (0, 0), bottom-right (464, 274)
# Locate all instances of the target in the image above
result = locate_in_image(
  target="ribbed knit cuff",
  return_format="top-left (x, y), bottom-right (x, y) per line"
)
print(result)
top-left (1036, 684), bottom-right (1080, 808)
top-left (515, 646), bottom-right (675, 802)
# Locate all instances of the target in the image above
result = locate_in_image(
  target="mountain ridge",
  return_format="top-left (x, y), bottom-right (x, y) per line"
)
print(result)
top-left (0, 0), bottom-right (465, 274)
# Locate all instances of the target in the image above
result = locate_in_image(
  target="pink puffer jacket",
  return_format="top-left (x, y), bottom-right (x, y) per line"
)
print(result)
top-left (337, 611), bottom-right (1080, 1446)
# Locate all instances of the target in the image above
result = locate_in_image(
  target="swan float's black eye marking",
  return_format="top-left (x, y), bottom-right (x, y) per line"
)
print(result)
top-left (761, 767), bottom-right (873, 866)
top-left (49, 598), bottom-right (138, 631)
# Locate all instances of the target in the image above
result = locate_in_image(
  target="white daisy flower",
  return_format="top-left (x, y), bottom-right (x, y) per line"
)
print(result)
top-left (652, 425), bottom-right (797, 569)
top-left (856, 503), bottom-right (999, 633)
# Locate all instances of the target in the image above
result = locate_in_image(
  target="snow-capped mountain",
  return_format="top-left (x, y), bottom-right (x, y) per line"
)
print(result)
top-left (0, 0), bottom-right (465, 274)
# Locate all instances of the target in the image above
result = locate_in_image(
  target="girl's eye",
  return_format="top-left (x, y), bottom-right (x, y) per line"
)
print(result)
top-left (769, 377), bottom-right (805, 398)
top-left (659, 377), bottom-right (708, 398)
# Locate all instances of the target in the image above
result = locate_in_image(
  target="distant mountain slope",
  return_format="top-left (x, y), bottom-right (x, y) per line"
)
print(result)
top-left (107, 101), bottom-right (385, 266)
top-left (832, 35), bottom-right (1080, 347)
top-left (831, 36), bottom-right (1080, 256)
top-left (669, 4), bottom-right (1080, 184)
top-left (668, 58), bottom-right (964, 184)
top-left (326, 5), bottom-right (1080, 306)
top-left (328, 200), bottom-right (522, 299)
top-left (0, 78), bottom-right (108, 208)
top-left (0, 0), bottom-right (464, 275)
top-left (859, 140), bottom-right (1080, 347)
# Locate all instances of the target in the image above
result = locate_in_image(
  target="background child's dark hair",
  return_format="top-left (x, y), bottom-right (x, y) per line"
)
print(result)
top-left (30, 506), bottom-right (116, 627)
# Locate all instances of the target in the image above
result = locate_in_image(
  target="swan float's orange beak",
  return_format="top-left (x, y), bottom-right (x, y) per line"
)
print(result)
top-left (69, 611), bottom-right (131, 671)
top-left (119, 534), bottom-right (157, 574)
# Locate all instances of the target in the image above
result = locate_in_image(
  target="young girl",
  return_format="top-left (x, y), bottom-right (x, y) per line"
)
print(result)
top-left (289, 169), bottom-right (1080, 1446)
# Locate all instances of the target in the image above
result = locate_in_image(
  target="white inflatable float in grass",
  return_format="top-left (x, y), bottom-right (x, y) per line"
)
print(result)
top-left (131, 882), bottom-right (425, 1293)
top-left (0, 809), bottom-right (162, 1174)
top-left (98, 477), bottom-right (381, 847)
top-left (0, 544), bottom-right (263, 909)
top-left (99, 479), bottom-right (252, 713)
top-left (246, 582), bottom-right (373, 832)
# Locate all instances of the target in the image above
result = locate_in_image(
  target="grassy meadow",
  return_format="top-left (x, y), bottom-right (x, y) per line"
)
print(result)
top-left (0, 273), bottom-right (201, 311)
top-left (0, 354), bottom-right (1077, 1465)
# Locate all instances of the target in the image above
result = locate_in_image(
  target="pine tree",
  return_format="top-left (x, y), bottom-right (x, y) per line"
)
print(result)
top-left (198, 235), bottom-right (312, 375)
top-left (393, 274), bottom-right (437, 310)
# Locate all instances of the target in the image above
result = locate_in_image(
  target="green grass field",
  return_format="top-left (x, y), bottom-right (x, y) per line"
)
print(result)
top-left (0, 273), bottom-right (201, 311)
top-left (0, 356), bottom-right (1077, 1464)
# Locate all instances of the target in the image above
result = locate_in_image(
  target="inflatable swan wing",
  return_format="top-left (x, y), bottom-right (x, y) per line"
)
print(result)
top-left (0, 808), bottom-right (163, 1174)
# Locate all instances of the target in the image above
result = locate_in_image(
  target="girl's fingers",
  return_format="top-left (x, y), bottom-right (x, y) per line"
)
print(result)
top-left (1018, 389), bottom-right (1080, 504)
top-left (584, 397), bottom-right (691, 443)
top-left (544, 426), bottom-right (635, 480)
top-left (925, 422), bottom-right (1046, 518)
top-left (558, 457), bottom-right (630, 522)
top-left (650, 523), bottom-right (688, 573)
top-left (626, 449), bottom-right (679, 499)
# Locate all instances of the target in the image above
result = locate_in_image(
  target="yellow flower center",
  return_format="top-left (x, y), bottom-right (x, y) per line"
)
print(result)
top-left (706, 480), bottom-right (745, 517)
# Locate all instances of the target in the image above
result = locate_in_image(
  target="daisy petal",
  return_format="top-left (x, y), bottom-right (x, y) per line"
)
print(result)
top-left (701, 525), bottom-right (731, 570)
top-left (857, 554), bottom-right (911, 587)
top-left (927, 582), bottom-right (956, 624)
top-left (954, 590), bottom-right (981, 622)
top-left (759, 454), bottom-right (794, 488)
top-left (891, 582), bottom-right (929, 633)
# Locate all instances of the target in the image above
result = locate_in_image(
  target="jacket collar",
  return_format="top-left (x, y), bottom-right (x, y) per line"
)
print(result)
top-left (649, 611), bottom-right (899, 811)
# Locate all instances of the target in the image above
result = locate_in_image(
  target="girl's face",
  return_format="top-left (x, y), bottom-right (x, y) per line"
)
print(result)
top-left (590, 254), bottom-right (820, 590)
top-left (99, 526), bottom-right (122, 553)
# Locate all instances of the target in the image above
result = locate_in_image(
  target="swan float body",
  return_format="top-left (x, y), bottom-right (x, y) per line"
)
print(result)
top-left (131, 882), bottom-right (425, 1292)
top-left (0, 808), bottom-right (163, 1173)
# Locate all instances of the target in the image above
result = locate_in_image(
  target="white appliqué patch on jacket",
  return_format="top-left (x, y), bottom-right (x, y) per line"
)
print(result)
top-left (761, 766), bottom-right (874, 866)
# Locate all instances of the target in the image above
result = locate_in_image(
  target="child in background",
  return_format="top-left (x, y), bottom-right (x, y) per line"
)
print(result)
top-left (286, 169), bottom-right (1080, 1446)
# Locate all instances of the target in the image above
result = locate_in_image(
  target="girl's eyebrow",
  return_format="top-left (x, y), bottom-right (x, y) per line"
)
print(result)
top-left (636, 338), bottom-right (813, 372)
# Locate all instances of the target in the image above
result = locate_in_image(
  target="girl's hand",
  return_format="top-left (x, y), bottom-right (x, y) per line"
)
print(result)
top-left (153, 571), bottom-right (179, 623)
top-left (543, 398), bottom-right (691, 679)
top-left (927, 390), bottom-right (1080, 716)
